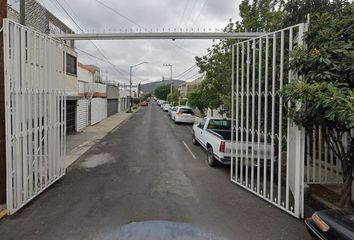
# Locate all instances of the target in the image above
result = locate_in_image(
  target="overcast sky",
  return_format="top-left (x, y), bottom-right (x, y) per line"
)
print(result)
top-left (8, 0), bottom-right (241, 85)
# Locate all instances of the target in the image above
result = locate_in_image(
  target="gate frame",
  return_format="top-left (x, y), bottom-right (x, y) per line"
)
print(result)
top-left (3, 19), bottom-right (67, 215)
top-left (231, 23), bottom-right (308, 218)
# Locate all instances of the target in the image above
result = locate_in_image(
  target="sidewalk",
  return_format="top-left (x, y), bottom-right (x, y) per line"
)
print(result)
top-left (65, 112), bottom-right (132, 168)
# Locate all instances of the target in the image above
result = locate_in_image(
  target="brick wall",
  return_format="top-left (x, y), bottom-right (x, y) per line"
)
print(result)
top-left (8, 0), bottom-right (75, 48)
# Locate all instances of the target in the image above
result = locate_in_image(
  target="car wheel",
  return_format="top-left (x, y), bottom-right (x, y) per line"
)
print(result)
top-left (207, 146), bottom-right (218, 167)
top-left (192, 133), bottom-right (198, 145)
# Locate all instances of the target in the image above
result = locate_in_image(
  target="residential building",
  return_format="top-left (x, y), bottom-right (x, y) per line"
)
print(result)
top-left (8, 0), bottom-right (79, 134)
top-left (178, 74), bottom-right (204, 98)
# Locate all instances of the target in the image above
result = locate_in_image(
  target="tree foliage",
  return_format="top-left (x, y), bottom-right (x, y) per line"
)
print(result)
top-left (283, 3), bottom-right (354, 207)
top-left (187, 80), bottom-right (223, 117)
top-left (167, 91), bottom-right (180, 105)
top-left (154, 84), bottom-right (177, 101)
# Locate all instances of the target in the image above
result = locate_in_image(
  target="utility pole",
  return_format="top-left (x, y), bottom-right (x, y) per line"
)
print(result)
top-left (129, 66), bottom-right (132, 111)
top-left (0, 0), bottom-right (8, 205)
top-left (138, 82), bottom-right (140, 98)
top-left (20, 0), bottom-right (25, 25)
top-left (129, 62), bottom-right (148, 111)
top-left (163, 64), bottom-right (173, 103)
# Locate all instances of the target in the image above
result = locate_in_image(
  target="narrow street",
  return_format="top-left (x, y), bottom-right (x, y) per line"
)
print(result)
top-left (0, 102), bottom-right (310, 240)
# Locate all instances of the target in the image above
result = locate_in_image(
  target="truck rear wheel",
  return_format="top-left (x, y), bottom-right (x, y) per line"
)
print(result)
top-left (207, 146), bottom-right (218, 167)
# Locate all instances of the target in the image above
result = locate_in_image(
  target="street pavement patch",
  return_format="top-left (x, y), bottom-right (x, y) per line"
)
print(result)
top-left (80, 153), bottom-right (116, 168)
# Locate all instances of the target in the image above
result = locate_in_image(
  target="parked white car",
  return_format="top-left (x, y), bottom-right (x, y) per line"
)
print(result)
top-left (173, 106), bottom-right (195, 124)
top-left (160, 101), bottom-right (168, 109)
top-left (169, 106), bottom-right (178, 117)
top-left (163, 104), bottom-right (171, 112)
top-left (192, 117), bottom-right (273, 167)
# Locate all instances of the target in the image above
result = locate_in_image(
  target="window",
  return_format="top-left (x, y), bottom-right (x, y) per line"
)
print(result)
top-left (66, 53), bottom-right (77, 75)
top-left (179, 108), bottom-right (194, 114)
top-left (207, 119), bottom-right (231, 130)
top-left (198, 118), bottom-right (207, 129)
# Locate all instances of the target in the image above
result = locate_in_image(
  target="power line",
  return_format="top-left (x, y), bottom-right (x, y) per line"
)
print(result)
top-left (53, 0), bottom-right (129, 78)
top-left (179, 0), bottom-right (190, 27)
top-left (176, 64), bottom-right (197, 79)
top-left (182, 0), bottom-right (198, 28)
top-left (191, 0), bottom-right (209, 25)
top-left (95, 0), bottom-right (196, 57)
top-left (75, 47), bottom-right (129, 82)
top-left (181, 72), bottom-right (202, 82)
top-left (95, 0), bottom-right (143, 28)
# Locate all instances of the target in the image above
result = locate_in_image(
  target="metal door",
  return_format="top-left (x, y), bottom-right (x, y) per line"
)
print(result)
top-left (107, 99), bottom-right (118, 116)
top-left (3, 19), bottom-right (66, 214)
top-left (76, 99), bottom-right (89, 132)
top-left (66, 100), bottom-right (76, 134)
top-left (231, 23), bottom-right (307, 218)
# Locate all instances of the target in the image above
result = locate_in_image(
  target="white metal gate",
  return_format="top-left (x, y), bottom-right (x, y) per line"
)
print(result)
top-left (3, 20), bottom-right (66, 214)
top-left (231, 23), bottom-right (307, 218)
top-left (76, 99), bottom-right (89, 131)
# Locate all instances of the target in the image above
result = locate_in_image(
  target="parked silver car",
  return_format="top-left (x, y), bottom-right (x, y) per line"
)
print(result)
top-left (173, 106), bottom-right (195, 124)
top-left (169, 106), bottom-right (178, 117)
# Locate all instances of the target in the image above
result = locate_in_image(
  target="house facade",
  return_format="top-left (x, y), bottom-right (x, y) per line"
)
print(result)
top-left (178, 74), bottom-right (204, 98)
top-left (8, 0), bottom-right (80, 134)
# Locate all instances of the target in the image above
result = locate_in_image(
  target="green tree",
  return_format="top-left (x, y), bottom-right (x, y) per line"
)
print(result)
top-left (187, 80), bottom-right (223, 117)
top-left (132, 97), bottom-right (140, 105)
top-left (283, 4), bottom-right (354, 207)
top-left (167, 91), bottom-right (180, 105)
top-left (195, 0), bottom-right (284, 116)
top-left (154, 84), bottom-right (175, 100)
top-left (180, 99), bottom-right (188, 106)
top-left (187, 88), bottom-right (207, 117)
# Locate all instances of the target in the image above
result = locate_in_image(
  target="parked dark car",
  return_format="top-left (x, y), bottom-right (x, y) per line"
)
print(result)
top-left (305, 208), bottom-right (354, 240)
top-left (140, 101), bottom-right (148, 107)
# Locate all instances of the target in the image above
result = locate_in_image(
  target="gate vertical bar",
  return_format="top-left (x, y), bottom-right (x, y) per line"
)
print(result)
top-left (0, 0), bottom-right (7, 206)
top-left (231, 45), bottom-right (235, 180)
top-left (245, 41), bottom-right (250, 187)
top-left (251, 39), bottom-right (256, 191)
top-left (240, 43), bottom-right (244, 184)
top-left (235, 44), bottom-right (240, 182)
top-left (257, 37), bottom-right (262, 194)
top-left (263, 35), bottom-right (269, 197)
top-left (270, 32), bottom-right (276, 201)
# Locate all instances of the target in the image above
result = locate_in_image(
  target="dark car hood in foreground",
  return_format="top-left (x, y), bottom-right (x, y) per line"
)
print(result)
top-left (318, 209), bottom-right (354, 239)
top-left (101, 220), bottom-right (229, 240)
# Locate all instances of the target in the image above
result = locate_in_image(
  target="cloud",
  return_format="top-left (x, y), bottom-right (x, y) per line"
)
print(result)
top-left (19, 0), bottom-right (241, 84)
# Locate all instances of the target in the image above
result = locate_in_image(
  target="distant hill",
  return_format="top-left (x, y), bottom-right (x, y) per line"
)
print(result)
top-left (141, 79), bottom-right (185, 93)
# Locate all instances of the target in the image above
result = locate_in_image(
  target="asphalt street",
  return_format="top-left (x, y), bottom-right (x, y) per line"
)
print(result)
top-left (0, 102), bottom-right (311, 240)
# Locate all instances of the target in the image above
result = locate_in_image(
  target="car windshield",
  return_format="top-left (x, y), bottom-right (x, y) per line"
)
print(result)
top-left (179, 108), bottom-right (193, 114)
top-left (207, 119), bottom-right (231, 130)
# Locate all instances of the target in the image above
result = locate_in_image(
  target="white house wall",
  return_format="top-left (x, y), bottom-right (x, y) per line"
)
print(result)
top-left (91, 98), bottom-right (107, 125)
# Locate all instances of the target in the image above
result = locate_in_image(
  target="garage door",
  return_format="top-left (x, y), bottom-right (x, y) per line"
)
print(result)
top-left (76, 99), bottom-right (89, 131)
top-left (66, 100), bottom-right (76, 134)
top-left (107, 99), bottom-right (118, 116)
top-left (91, 98), bottom-right (107, 125)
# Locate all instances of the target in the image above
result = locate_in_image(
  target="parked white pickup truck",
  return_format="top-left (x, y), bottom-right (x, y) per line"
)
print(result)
top-left (192, 117), bottom-right (273, 167)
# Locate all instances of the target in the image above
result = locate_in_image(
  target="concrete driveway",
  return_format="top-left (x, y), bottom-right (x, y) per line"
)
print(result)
top-left (0, 102), bottom-right (311, 240)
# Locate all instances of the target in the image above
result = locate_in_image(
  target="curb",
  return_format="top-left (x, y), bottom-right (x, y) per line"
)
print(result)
top-left (107, 113), bottom-right (134, 135)
top-left (0, 209), bottom-right (7, 220)
top-left (310, 192), bottom-right (339, 210)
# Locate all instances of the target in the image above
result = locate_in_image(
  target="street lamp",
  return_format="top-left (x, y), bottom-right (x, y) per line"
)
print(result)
top-left (130, 61), bottom-right (148, 110)
top-left (163, 64), bottom-right (173, 102)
